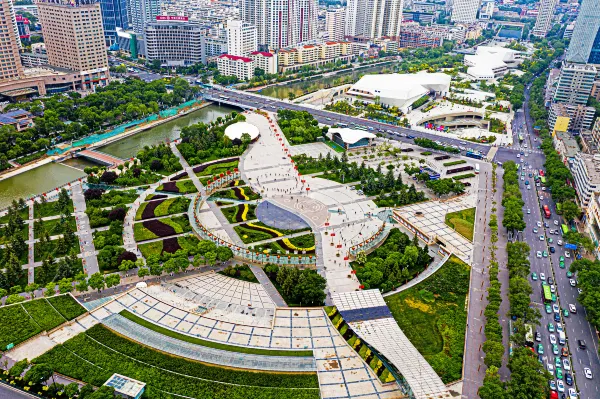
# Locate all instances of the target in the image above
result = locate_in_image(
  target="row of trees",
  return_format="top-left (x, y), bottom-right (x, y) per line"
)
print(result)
top-left (501, 161), bottom-right (526, 234)
top-left (264, 264), bottom-right (326, 306)
top-left (277, 109), bottom-right (326, 145)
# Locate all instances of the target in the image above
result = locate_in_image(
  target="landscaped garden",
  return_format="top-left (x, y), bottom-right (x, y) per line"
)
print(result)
top-left (219, 264), bottom-right (259, 283)
top-left (263, 264), bottom-right (326, 306)
top-left (384, 256), bottom-right (470, 383)
top-left (213, 186), bottom-right (260, 201)
top-left (84, 188), bottom-right (138, 208)
top-left (252, 234), bottom-right (316, 255)
top-left (156, 180), bottom-right (198, 194)
top-left (351, 228), bottom-right (432, 292)
top-left (234, 222), bottom-right (310, 244)
top-left (34, 235), bottom-right (80, 262)
top-left (136, 196), bottom-right (191, 220)
top-left (33, 324), bottom-right (320, 399)
top-left (277, 109), bottom-right (326, 145)
top-left (444, 207), bottom-right (476, 241)
top-left (0, 294), bottom-right (86, 350)
top-left (194, 159), bottom-right (239, 177)
top-left (34, 190), bottom-right (73, 218)
top-left (220, 204), bottom-right (257, 223)
top-left (133, 215), bottom-right (191, 242)
top-left (138, 235), bottom-right (200, 259)
top-left (33, 217), bottom-right (77, 239)
top-left (325, 306), bottom-right (396, 384)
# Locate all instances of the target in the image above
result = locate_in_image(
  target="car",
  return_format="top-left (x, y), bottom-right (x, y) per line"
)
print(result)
top-left (537, 221), bottom-right (542, 227)
top-left (547, 363), bottom-right (555, 373)
top-left (563, 308), bottom-right (569, 317)
top-left (569, 279), bottom-right (576, 287)
top-left (556, 323), bottom-right (563, 333)
top-left (540, 235), bottom-right (546, 241)
top-left (521, 176), bottom-right (525, 181)
top-left (565, 252), bottom-right (570, 258)
top-left (549, 229), bottom-right (554, 234)
top-left (551, 284), bottom-right (556, 293)
top-left (550, 247), bottom-right (556, 253)
top-left (541, 273), bottom-right (546, 280)
top-left (545, 222), bottom-right (550, 228)
top-left (537, 251), bottom-right (543, 258)
top-left (534, 227), bottom-right (539, 233)
top-left (552, 293), bottom-right (557, 302)
top-left (554, 220), bottom-right (559, 225)
top-left (569, 388), bottom-right (577, 399)
top-left (560, 256), bottom-right (565, 262)
top-left (527, 209), bottom-right (531, 214)
top-left (546, 304), bottom-right (553, 314)
top-left (550, 334), bottom-right (557, 344)
top-left (536, 332), bottom-right (542, 342)
top-left (562, 347), bottom-right (569, 357)
top-left (554, 313), bottom-right (561, 322)
top-left (527, 185), bottom-right (531, 190)
top-left (553, 303), bottom-right (560, 313)
top-left (532, 272), bottom-right (538, 280)
top-left (569, 304), bottom-right (577, 313)
top-left (584, 367), bottom-right (593, 379)
top-left (517, 154), bottom-right (521, 158)
top-left (543, 251), bottom-right (549, 257)
top-left (548, 277), bottom-right (554, 284)
top-left (563, 359), bottom-right (570, 371)
top-left (548, 238), bottom-right (553, 243)
top-left (556, 367), bottom-right (563, 379)
top-left (558, 240), bottom-right (563, 246)
top-left (557, 380), bottom-right (565, 393)
top-left (579, 340), bottom-right (587, 350)
top-left (566, 271), bottom-right (573, 278)
top-left (555, 356), bottom-right (562, 368)
top-left (549, 380), bottom-right (557, 391)
top-left (529, 173), bottom-right (533, 177)
top-left (540, 195), bottom-right (544, 200)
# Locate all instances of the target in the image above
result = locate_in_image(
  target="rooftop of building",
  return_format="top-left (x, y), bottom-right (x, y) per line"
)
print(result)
top-left (556, 131), bottom-right (581, 158)
top-left (561, 61), bottom-right (597, 72)
top-left (577, 153), bottom-right (600, 183)
top-left (0, 109), bottom-right (32, 124)
top-left (218, 54), bottom-right (252, 62)
top-left (104, 374), bottom-right (146, 398)
top-left (329, 128), bottom-right (376, 144)
top-left (250, 51), bottom-right (273, 57)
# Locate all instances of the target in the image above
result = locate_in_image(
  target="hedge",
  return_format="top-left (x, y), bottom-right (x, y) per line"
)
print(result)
top-left (22, 298), bottom-right (66, 331)
top-left (47, 294), bottom-right (87, 320)
top-left (443, 160), bottom-right (466, 167)
top-left (452, 173), bottom-right (476, 180)
top-left (0, 303), bottom-right (41, 350)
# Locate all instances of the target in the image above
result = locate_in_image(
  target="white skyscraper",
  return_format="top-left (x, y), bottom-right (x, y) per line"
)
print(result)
top-left (450, 0), bottom-right (480, 24)
top-left (326, 8), bottom-right (345, 41)
top-left (344, 0), bottom-right (403, 39)
top-left (241, 0), bottom-right (317, 50)
top-left (227, 20), bottom-right (258, 56)
top-left (532, 0), bottom-right (558, 38)
top-left (129, 0), bottom-right (160, 35)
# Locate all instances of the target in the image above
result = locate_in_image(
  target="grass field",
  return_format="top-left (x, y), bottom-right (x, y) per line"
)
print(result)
top-left (34, 217), bottom-right (77, 239)
top-left (444, 207), bottom-right (476, 241)
top-left (34, 200), bottom-right (74, 218)
top-left (384, 256), bottom-right (470, 383)
top-left (34, 238), bottom-right (81, 262)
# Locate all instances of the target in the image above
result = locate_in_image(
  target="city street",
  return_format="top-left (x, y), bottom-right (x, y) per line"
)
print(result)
top-left (495, 85), bottom-right (600, 399)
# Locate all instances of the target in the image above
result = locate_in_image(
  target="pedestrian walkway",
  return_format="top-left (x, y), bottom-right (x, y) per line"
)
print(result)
top-left (71, 183), bottom-right (99, 275)
top-left (248, 265), bottom-right (287, 307)
top-left (27, 202), bottom-right (34, 284)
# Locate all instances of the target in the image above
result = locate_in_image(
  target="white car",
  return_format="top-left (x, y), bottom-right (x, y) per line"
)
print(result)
top-left (553, 304), bottom-right (559, 313)
top-left (556, 323), bottom-right (563, 333)
top-left (537, 221), bottom-right (542, 227)
top-left (540, 235), bottom-right (545, 241)
top-left (521, 176), bottom-right (525, 181)
top-left (527, 209), bottom-right (531, 214)
top-left (569, 388), bottom-right (577, 399)
top-left (563, 359), bottom-right (571, 371)
top-left (565, 251), bottom-right (571, 258)
top-left (570, 279), bottom-right (576, 287)
top-left (550, 285), bottom-right (556, 293)
top-left (554, 220), bottom-right (559, 225)
top-left (517, 154), bottom-right (521, 158)
top-left (540, 195), bottom-right (544, 200)
top-left (557, 380), bottom-right (565, 393)
top-left (536, 251), bottom-right (542, 258)
top-left (558, 240), bottom-right (563, 246)
top-left (550, 334), bottom-right (557, 344)
top-left (584, 367), bottom-right (593, 379)
top-left (547, 363), bottom-right (555, 373)
top-left (540, 273), bottom-right (546, 280)
top-left (527, 185), bottom-right (531, 190)
top-left (569, 304), bottom-right (577, 313)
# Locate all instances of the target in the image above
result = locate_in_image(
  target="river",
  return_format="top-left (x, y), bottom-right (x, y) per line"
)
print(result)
top-left (258, 63), bottom-right (395, 99)
top-left (0, 104), bottom-right (240, 208)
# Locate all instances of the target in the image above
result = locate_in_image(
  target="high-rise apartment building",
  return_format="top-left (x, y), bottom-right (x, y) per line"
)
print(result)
top-left (553, 62), bottom-right (596, 105)
top-left (36, 0), bottom-right (109, 90)
top-left (344, 0), bottom-right (403, 39)
top-left (450, 0), bottom-right (480, 24)
top-left (226, 20), bottom-right (257, 56)
top-left (532, 0), bottom-right (558, 38)
top-left (241, 0), bottom-right (318, 49)
top-left (0, 0), bottom-right (24, 81)
top-left (129, 0), bottom-right (160, 35)
top-left (145, 17), bottom-right (203, 66)
top-left (100, 0), bottom-right (129, 45)
top-left (326, 8), bottom-right (345, 41)
top-left (565, 0), bottom-right (600, 64)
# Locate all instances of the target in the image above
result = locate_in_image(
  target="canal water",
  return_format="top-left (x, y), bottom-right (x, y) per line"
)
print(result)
top-left (258, 63), bottom-right (395, 99)
top-left (0, 104), bottom-right (240, 208)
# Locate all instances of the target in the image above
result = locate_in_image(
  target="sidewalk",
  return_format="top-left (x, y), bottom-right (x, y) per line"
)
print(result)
top-left (71, 183), bottom-right (99, 276)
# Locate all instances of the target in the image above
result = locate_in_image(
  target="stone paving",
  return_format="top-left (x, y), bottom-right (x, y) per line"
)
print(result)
top-left (71, 183), bottom-right (99, 276)
top-left (255, 200), bottom-right (310, 230)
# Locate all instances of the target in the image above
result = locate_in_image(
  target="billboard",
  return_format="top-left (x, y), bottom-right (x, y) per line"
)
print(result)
top-left (156, 15), bottom-right (189, 21)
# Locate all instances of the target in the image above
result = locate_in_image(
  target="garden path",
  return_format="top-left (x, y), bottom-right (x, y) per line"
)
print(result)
top-left (27, 201), bottom-right (34, 284)
top-left (247, 265), bottom-right (287, 307)
top-left (72, 183), bottom-right (99, 276)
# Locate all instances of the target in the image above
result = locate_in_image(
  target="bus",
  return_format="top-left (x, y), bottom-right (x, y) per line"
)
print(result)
top-left (336, 123), bottom-right (348, 128)
top-left (543, 205), bottom-right (551, 219)
top-left (561, 224), bottom-right (569, 235)
top-left (355, 126), bottom-right (368, 131)
top-left (219, 95), bottom-right (230, 101)
top-left (525, 324), bottom-right (534, 347)
top-left (465, 151), bottom-right (484, 160)
top-left (542, 283), bottom-right (552, 303)
top-left (475, 164), bottom-right (480, 174)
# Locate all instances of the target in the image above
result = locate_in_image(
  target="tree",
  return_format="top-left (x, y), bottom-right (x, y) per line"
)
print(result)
top-left (24, 363), bottom-right (54, 386)
top-left (216, 246), bottom-right (234, 262)
top-left (561, 200), bottom-right (580, 222)
top-left (105, 274), bottom-right (120, 290)
top-left (88, 272), bottom-right (105, 292)
top-left (5, 294), bottom-right (25, 305)
top-left (75, 273), bottom-right (89, 292)
top-left (293, 270), bottom-right (327, 306)
top-left (197, 240), bottom-right (217, 256)
top-left (44, 282), bottom-right (56, 297)
top-left (58, 278), bottom-right (73, 294)
top-left (9, 359), bottom-right (29, 377)
top-left (205, 251), bottom-right (217, 266)
top-left (138, 268), bottom-right (150, 279)
top-left (355, 251), bottom-right (367, 265)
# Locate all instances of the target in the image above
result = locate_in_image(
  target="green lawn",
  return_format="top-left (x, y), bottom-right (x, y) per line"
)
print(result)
top-left (314, 172), bottom-right (359, 184)
top-left (0, 303), bottom-right (41, 350)
top-left (384, 256), bottom-right (470, 383)
top-left (175, 180), bottom-right (198, 193)
top-left (444, 207), bottom-right (476, 241)
top-left (22, 298), bottom-right (67, 331)
top-left (120, 310), bottom-right (312, 356)
top-left (47, 294), bottom-right (87, 320)
top-left (133, 223), bottom-right (158, 241)
top-left (325, 140), bottom-right (345, 153)
top-left (34, 238), bottom-right (81, 262)
top-left (234, 224), bottom-right (274, 244)
top-left (34, 217), bottom-right (77, 239)
top-left (138, 235), bottom-right (200, 258)
top-left (135, 197), bottom-right (190, 220)
top-left (34, 200), bottom-right (74, 218)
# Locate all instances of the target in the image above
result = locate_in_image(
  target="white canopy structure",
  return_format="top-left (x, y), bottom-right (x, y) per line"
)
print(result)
top-left (224, 122), bottom-right (260, 141)
top-left (329, 128), bottom-right (376, 149)
top-left (346, 73), bottom-right (451, 112)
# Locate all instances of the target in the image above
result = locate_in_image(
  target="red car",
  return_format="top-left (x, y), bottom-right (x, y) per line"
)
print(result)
top-left (539, 170), bottom-right (545, 177)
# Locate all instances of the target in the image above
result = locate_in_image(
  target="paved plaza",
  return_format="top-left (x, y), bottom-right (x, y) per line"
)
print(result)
top-left (255, 200), bottom-right (311, 230)
top-left (287, 142), bottom-right (336, 158)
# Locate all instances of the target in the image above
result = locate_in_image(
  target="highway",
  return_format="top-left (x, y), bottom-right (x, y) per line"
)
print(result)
top-left (495, 85), bottom-right (600, 399)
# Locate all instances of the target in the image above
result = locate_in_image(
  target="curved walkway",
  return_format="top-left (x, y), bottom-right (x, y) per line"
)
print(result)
top-left (102, 313), bottom-right (316, 372)
top-left (382, 253), bottom-right (450, 297)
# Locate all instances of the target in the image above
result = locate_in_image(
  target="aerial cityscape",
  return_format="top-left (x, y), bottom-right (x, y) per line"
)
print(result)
top-left (0, 0), bottom-right (599, 397)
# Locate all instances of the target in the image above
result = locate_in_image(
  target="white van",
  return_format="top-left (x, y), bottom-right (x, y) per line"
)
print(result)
top-left (559, 331), bottom-right (566, 345)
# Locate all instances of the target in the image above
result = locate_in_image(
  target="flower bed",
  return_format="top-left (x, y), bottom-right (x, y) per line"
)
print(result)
top-left (193, 158), bottom-right (239, 176)
top-left (214, 187), bottom-right (261, 201)
top-left (220, 204), bottom-right (257, 223)
top-left (227, 179), bottom-right (246, 187)
top-left (134, 215), bottom-right (191, 242)
top-left (33, 325), bottom-right (320, 399)
top-left (157, 180), bottom-right (198, 194)
top-left (170, 171), bottom-right (189, 181)
top-left (138, 235), bottom-right (200, 258)
top-left (145, 194), bottom-right (168, 201)
top-left (452, 173), bottom-right (476, 180)
top-left (136, 197), bottom-right (190, 220)
top-left (234, 222), bottom-right (310, 244)
top-left (138, 199), bottom-right (164, 220)
top-left (282, 234), bottom-right (315, 251)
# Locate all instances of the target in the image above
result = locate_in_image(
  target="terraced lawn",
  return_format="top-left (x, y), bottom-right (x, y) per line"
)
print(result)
top-left (444, 207), bottom-right (476, 241)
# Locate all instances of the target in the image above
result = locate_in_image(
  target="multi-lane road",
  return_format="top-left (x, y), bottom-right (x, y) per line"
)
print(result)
top-left (495, 86), bottom-right (600, 399)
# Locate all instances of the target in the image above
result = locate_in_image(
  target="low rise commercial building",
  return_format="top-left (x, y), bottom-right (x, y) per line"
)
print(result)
top-left (399, 25), bottom-right (443, 49)
top-left (216, 54), bottom-right (254, 80)
top-left (552, 130), bottom-right (580, 164)
top-left (20, 52), bottom-right (48, 67)
top-left (583, 194), bottom-right (600, 258)
top-left (277, 42), bottom-right (354, 72)
top-left (572, 153), bottom-right (600, 209)
top-left (0, 109), bottom-right (34, 131)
